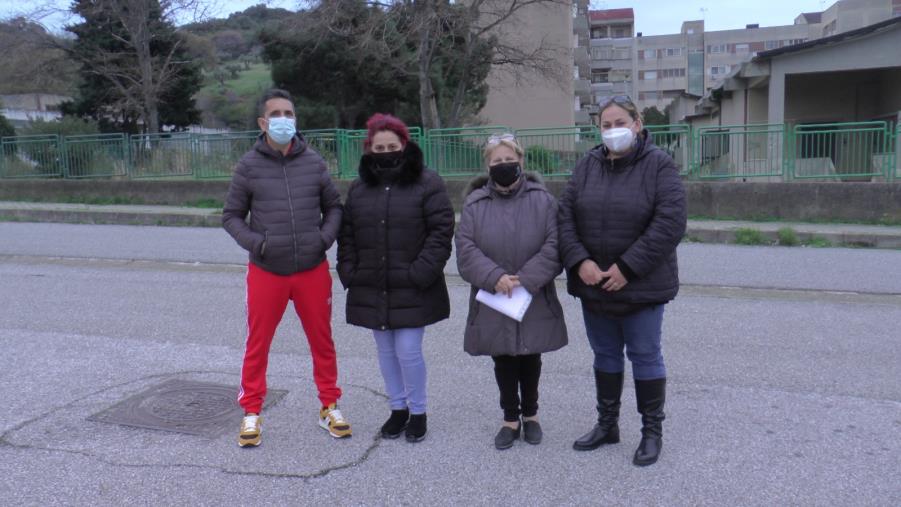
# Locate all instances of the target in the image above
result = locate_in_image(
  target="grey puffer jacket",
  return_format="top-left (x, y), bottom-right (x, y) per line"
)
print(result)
top-left (558, 130), bottom-right (687, 314)
top-left (455, 172), bottom-right (568, 357)
top-left (223, 133), bottom-right (342, 275)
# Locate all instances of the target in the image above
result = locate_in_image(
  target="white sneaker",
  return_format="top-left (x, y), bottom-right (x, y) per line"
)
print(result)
top-left (318, 404), bottom-right (352, 438)
top-left (238, 414), bottom-right (262, 447)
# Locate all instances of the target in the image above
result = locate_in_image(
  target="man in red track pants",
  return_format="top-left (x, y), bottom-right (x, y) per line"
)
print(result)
top-left (223, 89), bottom-right (351, 447)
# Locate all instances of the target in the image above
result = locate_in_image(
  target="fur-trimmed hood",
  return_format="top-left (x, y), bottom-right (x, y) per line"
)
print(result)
top-left (463, 171), bottom-right (546, 202)
top-left (358, 141), bottom-right (425, 186)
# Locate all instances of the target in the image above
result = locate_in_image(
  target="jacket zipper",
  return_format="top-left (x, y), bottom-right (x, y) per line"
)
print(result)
top-left (282, 161), bottom-right (299, 271)
top-left (601, 157), bottom-right (613, 266)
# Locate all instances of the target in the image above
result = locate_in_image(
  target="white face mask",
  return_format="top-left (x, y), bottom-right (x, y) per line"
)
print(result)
top-left (602, 127), bottom-right (635, 153)
top-left (267, 117), bottom-right (296, 145)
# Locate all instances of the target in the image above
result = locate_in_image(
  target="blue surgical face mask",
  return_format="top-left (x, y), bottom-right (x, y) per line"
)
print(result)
top-left (267, 117), bottom-right (296, 145)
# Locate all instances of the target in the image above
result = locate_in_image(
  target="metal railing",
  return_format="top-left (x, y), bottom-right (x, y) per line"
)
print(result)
top-left (691, 124), bottom-right (787, 180)
top-left (789, 122), bottom-right (892, 181)
top-left (423, 126), bottom-right (509, 177)
top-left (1, 122), bottom-right (897, 181)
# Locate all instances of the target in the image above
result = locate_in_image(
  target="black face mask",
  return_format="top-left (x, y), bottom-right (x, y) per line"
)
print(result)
top-left (370, 150), bottom-right (404, 170)
top-left (489, 162), bottom-right (521, 187)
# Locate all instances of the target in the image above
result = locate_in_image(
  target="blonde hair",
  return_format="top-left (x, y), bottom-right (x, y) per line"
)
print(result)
top-left (482, 137), bottom-right (525, 165)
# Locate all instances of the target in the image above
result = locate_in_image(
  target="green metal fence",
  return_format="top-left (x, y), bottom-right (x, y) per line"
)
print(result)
top-left (896, 122), bottom-right (900, 182)
top-left (65, 133), bottom-right (128, 179)
top-left (513, 126), bottom-right (600, 178)
top-left (0, 135), bottom-right (63, 178)
top-left (424, 126), bottom-right (509, 177)
top-left (647, 124), bottom-right (691, 176)
top-left (191, 131), bottom-right (258, 179)
top-left (304, 129), bottom-right (342, 178)
top-left (1, 122), bottom-right (898, 181)
top-left (789, 121), bottom-right (892, 181)
top-left (691, 123), bottom-right (787, 180)
top-left (129, 133), bottom-right (194, 179)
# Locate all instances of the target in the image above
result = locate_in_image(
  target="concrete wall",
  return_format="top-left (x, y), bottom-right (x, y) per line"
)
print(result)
top-left (767, 23), bottom-right (901, 125)
top-left (3, 180), bottom-right (900, 223)
top-left (478, 2), bottom-right (575, 129)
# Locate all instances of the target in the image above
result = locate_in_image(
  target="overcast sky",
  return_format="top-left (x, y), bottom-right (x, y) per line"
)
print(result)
top-left (0, 0), bottom-right (835, 36)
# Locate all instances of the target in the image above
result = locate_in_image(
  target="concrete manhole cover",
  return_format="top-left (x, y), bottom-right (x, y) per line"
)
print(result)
top-left (88, 379), bottom-right (287, 437)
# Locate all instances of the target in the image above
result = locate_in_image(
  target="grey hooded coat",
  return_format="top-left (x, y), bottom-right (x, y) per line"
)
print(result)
top-left (455, 173), bottom-right (568, 357)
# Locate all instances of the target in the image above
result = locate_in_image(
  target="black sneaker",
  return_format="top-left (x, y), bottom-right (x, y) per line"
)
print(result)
top-left (494, 423), bottom-right (521, 450)
top-left (522, 420), bottom-right (542, 445)
top-left (405, 413), bottom-right (427, 443)
top-left (380, 409), bottom-right (410, 439)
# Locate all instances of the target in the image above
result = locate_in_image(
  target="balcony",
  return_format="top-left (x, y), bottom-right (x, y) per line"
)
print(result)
top-left (573, 14), bottom-right (589, 36)
top-left (575, 109), bottom-right (592, 125)
top-left (574, 79), bottom-right (592, 97)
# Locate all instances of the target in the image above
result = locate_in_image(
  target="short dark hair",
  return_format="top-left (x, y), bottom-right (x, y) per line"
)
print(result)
top-left (258, 88), bottom-right (294, 117)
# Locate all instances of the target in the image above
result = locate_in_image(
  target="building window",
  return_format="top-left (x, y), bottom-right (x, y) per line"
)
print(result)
top-left (642, 71), bottom-right (657, 80)
top-left (591, 28), bottom-right (606, 39)
top-left (735, 43), bottom-right (749, 53)
top-left (666, 48), bottom-right (682, 57)
top-left (707, 44), bottom-right (726, 54)
top-left (765, 40), bottom-right (781, 50)
top-left (591, 71), bottom-right (610, 83)
top-left (709, 65), bottom-right (729, 75)
top-left (643, 49), bottom-right (657, 59)
top-left (786, 38), bottom-right (806, 46)
top-left (660, 68), bottom-right (686, 78)
top-left (612, 25), bottom-right (630, 38)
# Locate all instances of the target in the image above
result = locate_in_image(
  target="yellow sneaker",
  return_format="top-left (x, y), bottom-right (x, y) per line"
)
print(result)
top-left (238, 414), bottom-right (262, 447)
top-left (318, 403), bottom-right (352, 438)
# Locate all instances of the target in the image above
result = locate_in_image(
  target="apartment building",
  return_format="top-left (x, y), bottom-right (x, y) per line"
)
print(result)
top-left (576, 0), bottom-right (901, 124)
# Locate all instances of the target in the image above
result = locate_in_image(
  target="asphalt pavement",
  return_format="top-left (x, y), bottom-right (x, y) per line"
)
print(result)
top-left (0, 222), bottom-right (899, 505)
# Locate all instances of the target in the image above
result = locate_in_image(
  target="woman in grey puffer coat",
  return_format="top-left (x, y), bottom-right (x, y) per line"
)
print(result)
top-left (455, 134), bottom-right (567, 450)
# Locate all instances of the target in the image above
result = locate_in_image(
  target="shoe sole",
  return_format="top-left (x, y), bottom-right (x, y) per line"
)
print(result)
top-left (405, 434), bottom-right (426, 443)
top-left (572, 435), bottom-right (620, 451)
top-left (524, 436), bottom-right (542, 445)
top-left (319, 418), bottom-right (352, 438)
top-left (238, 436), bottom-right (261, 447)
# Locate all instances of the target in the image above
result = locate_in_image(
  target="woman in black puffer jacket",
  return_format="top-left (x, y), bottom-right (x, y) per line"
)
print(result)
top-left (337, 113), bottom-right (454, 444)
top-left (558, 95), bottom-right (686, 466)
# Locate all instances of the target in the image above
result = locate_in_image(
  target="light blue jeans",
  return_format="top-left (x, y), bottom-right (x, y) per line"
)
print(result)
top-left (372, 327), bottom-right (427, 414)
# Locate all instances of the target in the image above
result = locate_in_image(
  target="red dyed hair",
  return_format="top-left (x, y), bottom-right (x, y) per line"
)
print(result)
top-left (364, 113), bottom-right (410, 151)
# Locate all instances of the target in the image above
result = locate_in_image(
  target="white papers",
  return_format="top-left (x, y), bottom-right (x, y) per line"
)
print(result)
top-left (475, 286), bottom-right (533, 322)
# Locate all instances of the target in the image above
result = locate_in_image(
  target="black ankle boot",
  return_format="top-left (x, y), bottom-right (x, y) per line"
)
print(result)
top-left (405, 413), bottom-right (427, 443)
top-left (633, 378), bottom-right (666, 466)
top-left (380, 409), bottom-right (409, 439)
top-left (573, 370), bottom-right (623, 451)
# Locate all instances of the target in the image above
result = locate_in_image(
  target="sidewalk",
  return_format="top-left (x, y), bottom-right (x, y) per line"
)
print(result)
top-left (2, 201), bottom-right (900, 248)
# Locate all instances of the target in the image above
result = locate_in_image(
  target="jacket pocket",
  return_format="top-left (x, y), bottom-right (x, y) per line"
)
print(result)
top-left (466, 288), bottom-right (481, 325)
top-left (260, 230), bottom-right (269, 259)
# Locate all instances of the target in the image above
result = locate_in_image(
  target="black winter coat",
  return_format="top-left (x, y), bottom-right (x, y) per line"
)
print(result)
top-left (558, 130), bottom-right (687, 315)
top-left (223, 133), bottom-right (342, 275)
top-left (337, 142), bottom-right (454, 330)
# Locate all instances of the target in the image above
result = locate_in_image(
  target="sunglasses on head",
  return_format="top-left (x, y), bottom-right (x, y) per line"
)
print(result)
top-left (598, 95), bottom-right (635, 108)
top-left (486, 133), bottom-right (516, 145)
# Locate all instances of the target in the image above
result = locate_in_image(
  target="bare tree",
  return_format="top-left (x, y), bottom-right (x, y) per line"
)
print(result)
top-left (23, 0), bottom-right (211, 133)
top-left (303, 0), bottom-right (571, 129)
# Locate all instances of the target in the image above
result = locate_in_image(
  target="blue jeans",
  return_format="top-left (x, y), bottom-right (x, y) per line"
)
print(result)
top-left (582, 304), bottom-right (666, 380)
top-left (372, 327), bottom-right (427, 414)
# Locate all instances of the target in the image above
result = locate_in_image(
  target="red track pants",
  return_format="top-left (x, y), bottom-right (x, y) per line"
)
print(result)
top-left (238, 260), bottom-right (342, 414)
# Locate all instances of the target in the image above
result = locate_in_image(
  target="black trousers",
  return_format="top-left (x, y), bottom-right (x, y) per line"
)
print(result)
top-left (492, 354), bottom-right (542, 422)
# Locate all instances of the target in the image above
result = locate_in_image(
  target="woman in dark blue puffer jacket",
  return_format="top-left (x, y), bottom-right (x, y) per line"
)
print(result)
top-left (558, 95), bottom-right (686, 467)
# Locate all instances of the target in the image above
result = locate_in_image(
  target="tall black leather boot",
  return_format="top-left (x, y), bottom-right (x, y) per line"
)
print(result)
top-left (633, 378), bottom-right (666, 466)
top-left (573, 370), bottom-right (623, 451)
